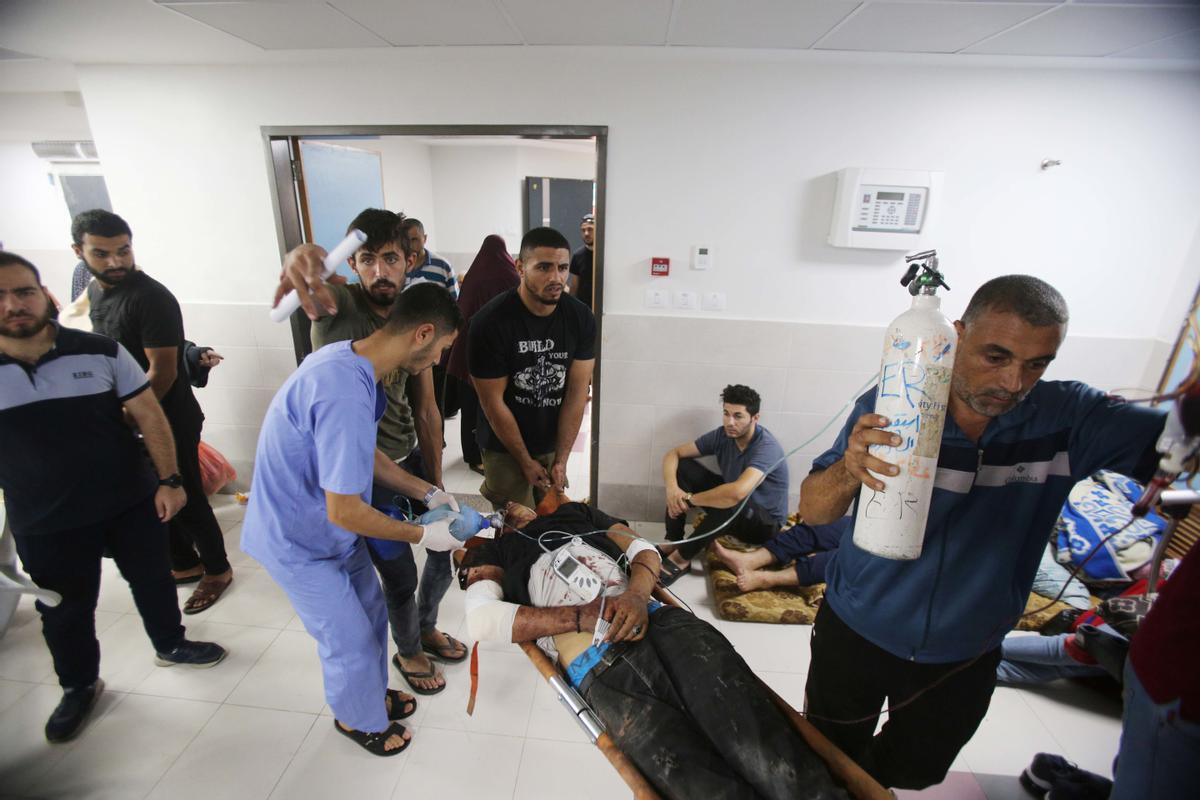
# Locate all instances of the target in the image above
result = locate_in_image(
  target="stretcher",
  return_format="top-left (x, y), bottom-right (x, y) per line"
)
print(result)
top-left (516, 587), bottom-right (891, 800)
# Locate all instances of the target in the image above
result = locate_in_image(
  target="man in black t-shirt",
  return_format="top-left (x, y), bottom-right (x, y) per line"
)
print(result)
top-left (468, 227), bottom-right (596, 509)
top-left (76, 210), bottom-right (233, 614)
top-left (567, 213), bottom-right (596, 312)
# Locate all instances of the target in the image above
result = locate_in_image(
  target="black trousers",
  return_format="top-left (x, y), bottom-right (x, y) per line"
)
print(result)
top-left (14, 498), bottom-right (186, 690)
top-left (165, 421), bottom-right (231, 575)
top-left (457, 376), bottom-right (482, 467)
top-left (581, 607), bottom-right (848, 800)
top-left (804, 602), bottom-right (1001, 790)
top-left (665, 459), bottom-right (780, 560)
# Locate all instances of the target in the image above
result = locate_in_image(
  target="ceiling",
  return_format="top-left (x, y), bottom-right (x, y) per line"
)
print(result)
top-left (0, 0), bottom-right (1197, 67)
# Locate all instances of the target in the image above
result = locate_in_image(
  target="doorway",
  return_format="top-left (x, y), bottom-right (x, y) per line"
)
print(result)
top-left (262, 125), bottom-right (607, 504)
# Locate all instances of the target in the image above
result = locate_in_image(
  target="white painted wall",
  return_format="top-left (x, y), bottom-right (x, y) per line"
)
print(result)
top-left (428, 144), bottom-right (522, 259)
top-left (61, 49), bottom-right (1200, 512)
top-left (0, 142), bottom-right (78, 300)
top-left (73, 51), bottom-right (1200, 340)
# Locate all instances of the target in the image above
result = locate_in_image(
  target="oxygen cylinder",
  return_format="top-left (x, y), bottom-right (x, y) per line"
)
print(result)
top-left (853, 255), bottom-right (956, 560)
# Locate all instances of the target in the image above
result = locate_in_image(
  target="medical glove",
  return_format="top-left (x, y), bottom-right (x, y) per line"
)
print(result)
top-left (424, 487), bottom-right (460, 512)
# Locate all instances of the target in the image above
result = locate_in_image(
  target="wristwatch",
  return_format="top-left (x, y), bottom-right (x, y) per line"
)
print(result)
top-left (684, 492), bottom-right (695, 508)
top-left (159, 473), bottom-right (183, 489)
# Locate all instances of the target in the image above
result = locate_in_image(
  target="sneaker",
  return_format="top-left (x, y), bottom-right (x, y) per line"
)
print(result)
top-left (1047, 772), bottom-right (1112, 800)
top-left (1021, 753), bottom-right (1111, 799)
top-left (45, 679), bottom-right (104, 742)
top-left (154, 640), bottom-right (228, 668)
top-left (1021, 754), bottom-right (1078, 797)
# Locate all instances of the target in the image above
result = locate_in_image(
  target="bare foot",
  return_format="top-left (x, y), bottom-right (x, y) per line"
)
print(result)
top-left (385, 690), bottom-right (415, 718)
top-left (397, 653), bottom-right (445, 692)
top-left (712, 541), bottom-right (774, 576)
top-left (171, 566), bottom-right (203, 581)
top-left (336, 720), bottom-right (411, 751)
top-left (712, 541), bottom-right (753, 575)
top-left (667, 551), bottom-right (690, 570)
top-left (736, 569), bottom-right (795, 593)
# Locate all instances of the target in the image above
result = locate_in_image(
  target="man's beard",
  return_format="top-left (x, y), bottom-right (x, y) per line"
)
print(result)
top-left (0, 308), bottom-right (52, 339)
top-left (401, 340), bottom-right (437, 375)
top-left (365, 280), bottom-right (398, 306)
top-left (525, 277), bottom-right (562, 306)
top-left (952, 374), bottom-right (1030, 418)
top-left (86, 263), bottom-right (132, 285)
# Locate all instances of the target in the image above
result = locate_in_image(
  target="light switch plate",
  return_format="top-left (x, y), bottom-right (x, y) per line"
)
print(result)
top-left (645, 288), bottom-right (669, 309)
top-left (702, 291), bottom-right (726, 311)
top-left (675, 290), bottom-right (698, 310)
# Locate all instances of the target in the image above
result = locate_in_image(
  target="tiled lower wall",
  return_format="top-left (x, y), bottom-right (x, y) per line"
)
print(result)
top-left (594, 313), bottom-right (1172, 522)
top-left (179, 304), bottom-right (1173, 519)
top-left (179, 302), bottom-right (298, 489)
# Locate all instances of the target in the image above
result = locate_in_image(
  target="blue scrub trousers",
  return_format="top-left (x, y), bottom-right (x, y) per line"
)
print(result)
top-left (264, 542), bottom-right (390, 732)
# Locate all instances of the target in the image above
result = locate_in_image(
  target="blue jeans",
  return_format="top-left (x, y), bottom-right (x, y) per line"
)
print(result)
top-left (996, 633), bottom-right (1107, 685)
top-left (367, 451), bottom-right (455, 658)
top-left (1111, 660), bottom-right (1200, 799)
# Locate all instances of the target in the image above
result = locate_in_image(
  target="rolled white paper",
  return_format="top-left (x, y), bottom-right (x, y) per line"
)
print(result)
top-left (269, 229), bottom-right (367, 322)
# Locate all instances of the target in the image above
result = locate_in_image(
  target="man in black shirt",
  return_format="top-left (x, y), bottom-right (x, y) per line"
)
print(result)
top-left (76, 210), bottom-right (233, 614)
top-left (567, 213), bottom-right (596, 312)
top-left (468, 227), bottom-right (596, 509)
top-left (0, 252), bottom-right (226, 743)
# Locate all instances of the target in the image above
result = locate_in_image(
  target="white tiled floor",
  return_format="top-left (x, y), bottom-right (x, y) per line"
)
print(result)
top-left (0, 421), bottom-right (1124, 799)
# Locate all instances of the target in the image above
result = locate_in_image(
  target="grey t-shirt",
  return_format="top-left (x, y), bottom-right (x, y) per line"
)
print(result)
top-left (694, 424), bottom-right (790, 524)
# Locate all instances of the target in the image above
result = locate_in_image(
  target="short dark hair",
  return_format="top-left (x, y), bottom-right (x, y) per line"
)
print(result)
top-left (71, 209), bottom-right (132, 246)
top-left (519, 227), bottom-right (570, 260)
top-left (0, 251), bottom-right (42, 284)
top-left (385, 282), bottom-right (463, 337)
top-left (721, 384), bottom-right (761, 416)
top-left (401, 218), bottom-right (425, 235)
top-left (347, 208), bottom-right (410, 257)
top-left (962, 275), bottom-right (1069, 328)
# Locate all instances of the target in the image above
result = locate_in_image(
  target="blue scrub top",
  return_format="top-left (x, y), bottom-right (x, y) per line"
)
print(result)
top-left (243, 340), bottom-right (386, 567)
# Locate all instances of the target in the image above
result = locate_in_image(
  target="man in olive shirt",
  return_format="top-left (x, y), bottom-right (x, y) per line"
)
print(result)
top-left (284, 208), bottom-right (463, 694)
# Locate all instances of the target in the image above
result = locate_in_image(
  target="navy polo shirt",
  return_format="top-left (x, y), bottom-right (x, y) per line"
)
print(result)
top-left (0, 326), bottom-right (157, 536)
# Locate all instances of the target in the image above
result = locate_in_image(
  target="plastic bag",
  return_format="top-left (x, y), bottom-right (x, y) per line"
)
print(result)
top-left (198, 441), bottom-right (237, 496)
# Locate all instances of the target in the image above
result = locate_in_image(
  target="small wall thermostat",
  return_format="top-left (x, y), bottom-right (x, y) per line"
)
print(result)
top-left (691, 246), bottom-right (711, 270)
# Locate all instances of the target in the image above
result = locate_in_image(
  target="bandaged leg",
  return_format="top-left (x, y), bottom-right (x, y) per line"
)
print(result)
top-left (266, 544), bottom-right (390, 732)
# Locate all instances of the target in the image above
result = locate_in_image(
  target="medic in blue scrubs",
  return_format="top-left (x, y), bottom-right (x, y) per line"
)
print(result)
top-left (244, 282), bottom-right (466, 756)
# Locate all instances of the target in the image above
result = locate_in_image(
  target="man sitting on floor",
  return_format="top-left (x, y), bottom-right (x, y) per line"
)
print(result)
top-left (712, 517), bottom-right (849, 592)
top-left (459, 499), bottom-right (850, 800)
top-left (659, 384), bottom-right (790, 585)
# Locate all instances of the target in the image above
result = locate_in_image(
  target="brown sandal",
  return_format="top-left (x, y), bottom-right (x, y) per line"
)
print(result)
top-left (183, 575), bottom-right (232, 615)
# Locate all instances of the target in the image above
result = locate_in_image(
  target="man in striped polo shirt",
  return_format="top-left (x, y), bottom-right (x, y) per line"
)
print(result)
top-left (401, 218), bottom-right (457, 416)
top-left (0, 252), bottom-right (226, 743)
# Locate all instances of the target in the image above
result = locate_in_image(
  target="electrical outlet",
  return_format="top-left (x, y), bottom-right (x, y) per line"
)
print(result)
top-left (644, 288), bottom-right (669, 309)
top-left (702, 291), bottom-right (726, 311)
top-left (675, 290), bottom-right (698, 310)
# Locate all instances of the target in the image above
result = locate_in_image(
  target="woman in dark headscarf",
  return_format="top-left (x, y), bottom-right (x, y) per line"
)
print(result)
top-left (447, 235), bottom-right (520, 471)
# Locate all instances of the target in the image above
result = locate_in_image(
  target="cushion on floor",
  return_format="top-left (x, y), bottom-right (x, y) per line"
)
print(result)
top-left (705, 535), bottom-right (825, 624)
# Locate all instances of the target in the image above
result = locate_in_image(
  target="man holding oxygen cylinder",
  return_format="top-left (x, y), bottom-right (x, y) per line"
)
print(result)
top-left (798, 275), bottom-right (1165, 790)
top-left (244, 282), bottom-right (485, 757)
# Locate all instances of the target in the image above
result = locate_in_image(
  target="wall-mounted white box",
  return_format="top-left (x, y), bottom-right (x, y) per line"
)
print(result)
top-left (702, 291), bottom-right (726, 311)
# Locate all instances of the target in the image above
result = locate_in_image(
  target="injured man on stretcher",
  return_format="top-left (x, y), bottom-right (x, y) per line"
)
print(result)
top-left (459, 500), bottom-right (850, 800)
